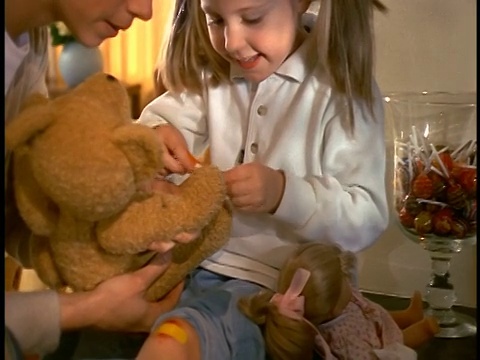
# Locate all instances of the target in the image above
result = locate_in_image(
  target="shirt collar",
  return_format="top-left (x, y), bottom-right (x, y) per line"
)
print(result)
top-left (229, 35), bottom-right (317, 83)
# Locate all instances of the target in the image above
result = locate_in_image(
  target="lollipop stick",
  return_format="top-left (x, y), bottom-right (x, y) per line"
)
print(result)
top-left (430, 143), bottom-right (449, 178)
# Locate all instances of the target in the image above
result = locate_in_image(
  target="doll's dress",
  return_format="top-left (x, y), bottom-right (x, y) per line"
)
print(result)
top-left (314, 288), bottom-right (417, 360)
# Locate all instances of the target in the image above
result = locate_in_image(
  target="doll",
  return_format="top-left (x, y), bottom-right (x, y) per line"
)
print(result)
top-left (238, 243), bottom-right (440, 360)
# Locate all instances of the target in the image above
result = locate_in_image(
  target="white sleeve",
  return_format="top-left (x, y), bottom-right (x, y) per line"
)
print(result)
top-left (137, 91), bottom-right (209, 156)
top-left (274, 85), bottom-right (389, 252)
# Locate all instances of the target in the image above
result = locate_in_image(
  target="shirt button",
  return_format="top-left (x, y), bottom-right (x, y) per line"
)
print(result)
top-left (250, 143), bottom-right (259, 154)
top-left (257, 105), bottom-right (267, 116)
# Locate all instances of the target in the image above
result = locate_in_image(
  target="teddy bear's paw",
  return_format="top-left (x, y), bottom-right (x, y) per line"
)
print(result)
top-left (53, 240), bottom-right (155, 292)
top-left (164, 165), bottom-right (227, 227)
top-left (144, 206), bottom-right (232, 301)
top-left (96, 165), bottom-right (227, 255)
top-left (179, 165), bottom-right (227, 202)
top-left (96, 193), bottom-right (177, 254)
top-left (145, 270), bottom-right (190, 302)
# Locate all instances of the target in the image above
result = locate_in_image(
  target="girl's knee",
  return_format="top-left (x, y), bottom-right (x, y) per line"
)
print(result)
top-left (137, 317), bottom-right (201, 360)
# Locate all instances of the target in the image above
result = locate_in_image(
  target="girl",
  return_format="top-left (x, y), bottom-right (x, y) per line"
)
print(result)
top-left (238, 242), bottom-right (440, 360)
top-left (136, 0), bottom-right (389, 359)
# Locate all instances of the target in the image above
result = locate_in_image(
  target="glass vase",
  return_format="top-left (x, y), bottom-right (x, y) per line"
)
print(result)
top-left (385, 92), bottom-right (476, 338)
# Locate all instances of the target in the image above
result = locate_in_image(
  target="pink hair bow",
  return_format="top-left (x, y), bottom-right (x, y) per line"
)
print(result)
top-left (270, 268), bottom-right (311, 320)
top-left (271, 268), bottom-right (336, 360)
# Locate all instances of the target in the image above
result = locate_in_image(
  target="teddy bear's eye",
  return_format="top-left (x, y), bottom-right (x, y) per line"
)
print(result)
top-left (106, 74), bottom-right (117, 82)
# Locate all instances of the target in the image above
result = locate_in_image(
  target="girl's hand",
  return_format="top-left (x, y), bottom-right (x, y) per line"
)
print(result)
top-left (223, 162), bottom-right (286, 214)
top-left (154, 125), bottom-right (197, 175)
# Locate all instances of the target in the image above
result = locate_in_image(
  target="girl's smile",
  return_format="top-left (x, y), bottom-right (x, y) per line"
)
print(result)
top-left (237, 54), bottom-right (261, 70)
top-left (201, 0), bottom-right (308, 83)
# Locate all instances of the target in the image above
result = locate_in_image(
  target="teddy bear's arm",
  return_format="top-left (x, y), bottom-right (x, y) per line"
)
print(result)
top-left (113, 124), bottom-right (163, 197)
top-left (48, 214), bottom-right (155, 292)
top-left (144, 204), bottom-right (232, 301)
top-left (96, 166), bottom-right (227, 255)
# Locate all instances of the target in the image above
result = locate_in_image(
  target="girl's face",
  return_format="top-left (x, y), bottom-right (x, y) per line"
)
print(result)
top-left (59, 0), bottom-right (153, 47)
top-left (200, 0), bottom-right (308, 83)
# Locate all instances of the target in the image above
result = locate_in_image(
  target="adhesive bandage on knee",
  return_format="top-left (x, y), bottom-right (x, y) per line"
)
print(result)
top-left (154, 320), bottom-right (188, 344)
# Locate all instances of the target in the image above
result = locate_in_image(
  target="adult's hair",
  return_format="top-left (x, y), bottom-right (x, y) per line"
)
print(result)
top-left (238, 243), bottom-right (357, 360)
top-left (5, 27), bottom-right (49, 123)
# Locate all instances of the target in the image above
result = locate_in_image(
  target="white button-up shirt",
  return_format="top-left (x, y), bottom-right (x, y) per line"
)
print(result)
top-left (138, 36), bottom-right (388, 290)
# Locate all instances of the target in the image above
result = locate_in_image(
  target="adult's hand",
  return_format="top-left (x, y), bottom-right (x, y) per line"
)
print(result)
top-left (60, 251), bottom-right (184, 333)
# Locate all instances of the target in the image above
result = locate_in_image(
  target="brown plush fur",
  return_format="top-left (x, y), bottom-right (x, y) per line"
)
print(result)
top-left (5, 73), bottom-right (231, 301)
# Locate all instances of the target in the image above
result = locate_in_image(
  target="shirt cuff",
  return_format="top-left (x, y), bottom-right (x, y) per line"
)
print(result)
top-left (5, 290), bottom-right (61, 355)
top-left (135, 111), bottom-right (168, 128)
top-left (273, 171), bottom-right (316, 228)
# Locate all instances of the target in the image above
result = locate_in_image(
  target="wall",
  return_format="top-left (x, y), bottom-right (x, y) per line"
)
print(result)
top-left (357, 0), bottom-right (477, 307)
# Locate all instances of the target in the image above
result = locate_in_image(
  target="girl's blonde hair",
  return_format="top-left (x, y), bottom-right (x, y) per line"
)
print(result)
top-left (156, 0), bottom-right (229, 93)
top-left (238, 243), bottom-right (357, 360)
top-left (316, 0), bottom-right (387, 128)
top-left (156, 0), bottom-right (386, 121)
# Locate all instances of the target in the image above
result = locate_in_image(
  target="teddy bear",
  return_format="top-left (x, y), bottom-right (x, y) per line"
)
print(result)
top-left (5, 72), bottom-right (231, 301)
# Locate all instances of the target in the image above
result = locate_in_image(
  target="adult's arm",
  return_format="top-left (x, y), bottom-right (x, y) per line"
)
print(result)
top-left (5, 252), bottom-right (183, 356)
top-left (5, 290), bottom-right (61, 356)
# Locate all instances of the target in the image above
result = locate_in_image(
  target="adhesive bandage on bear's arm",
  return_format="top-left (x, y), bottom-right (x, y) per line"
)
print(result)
top-left (154, 320), bottom-right (188, 344)
top-left (155, 152), bottom-right (201, 182)
top-left (186, 152), bottom-right (202, 169)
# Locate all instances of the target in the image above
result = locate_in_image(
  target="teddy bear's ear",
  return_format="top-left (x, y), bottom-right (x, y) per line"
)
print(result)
top-left (112, 124), bottom-right (163, 191)
top-left (5, 94), bottom-right (54, 151)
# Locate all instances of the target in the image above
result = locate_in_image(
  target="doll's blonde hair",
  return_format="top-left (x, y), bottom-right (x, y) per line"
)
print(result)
top-left (238, 242), bottom-right (357, 360)
top-left (156, 0), bottom-right (386, 129)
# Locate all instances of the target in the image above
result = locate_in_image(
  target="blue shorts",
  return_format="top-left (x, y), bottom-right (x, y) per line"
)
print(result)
top-left (57, 269), bottom-right (266, 360)
top-left (152, 268), bottom-right (266, 360)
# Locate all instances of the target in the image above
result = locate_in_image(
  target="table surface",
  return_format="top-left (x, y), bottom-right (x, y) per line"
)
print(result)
top-left (362, 292), bottom-right (477, 360)
top-left (45, 291), bottom-right (477, 360)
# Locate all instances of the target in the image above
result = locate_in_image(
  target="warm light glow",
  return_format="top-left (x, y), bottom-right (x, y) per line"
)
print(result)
top-left (101, 0), bottom-right (174, 105)
top-left (48, 0), bottom-right (175, 108)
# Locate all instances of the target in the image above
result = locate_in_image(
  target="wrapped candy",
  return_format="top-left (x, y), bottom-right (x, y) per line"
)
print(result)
top-left (394, 132), bottom-right (476, 239)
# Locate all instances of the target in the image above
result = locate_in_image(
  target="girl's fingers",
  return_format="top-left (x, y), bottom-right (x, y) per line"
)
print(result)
top-left (162, 155), bottom-right (187, 174)
top-left (175, 149), bottom-right (199, 172)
